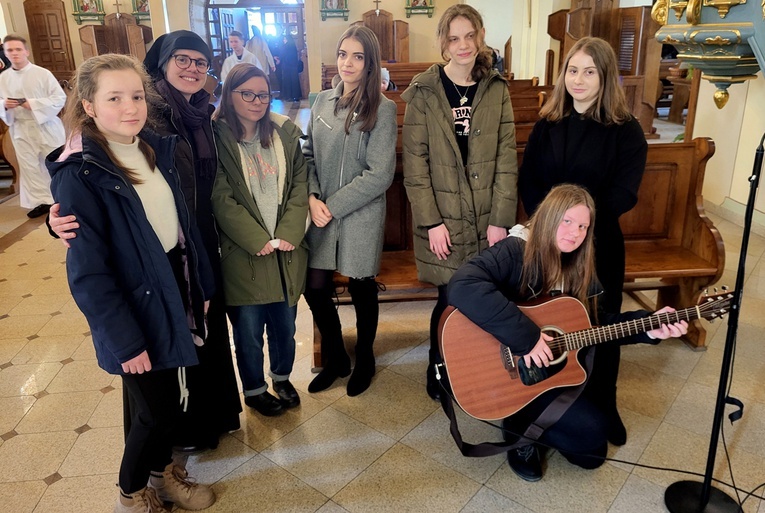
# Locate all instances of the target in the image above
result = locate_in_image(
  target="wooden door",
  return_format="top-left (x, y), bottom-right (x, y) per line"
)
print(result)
top-left (23, 0), bottom-right (76, 82)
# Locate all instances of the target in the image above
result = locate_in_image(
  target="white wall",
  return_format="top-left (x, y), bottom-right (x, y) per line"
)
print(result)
top-left (468, 0), bottom-right (513, 53)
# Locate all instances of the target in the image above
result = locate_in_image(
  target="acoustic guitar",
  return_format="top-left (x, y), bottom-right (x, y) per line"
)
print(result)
top-left (438, 292), bottom-right (732, 421)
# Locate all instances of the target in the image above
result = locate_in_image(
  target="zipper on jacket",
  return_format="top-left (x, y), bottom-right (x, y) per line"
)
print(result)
top-left (357, 131), bottom-right (365, 160)
top-left (316, 115), bottom-right (332, 130)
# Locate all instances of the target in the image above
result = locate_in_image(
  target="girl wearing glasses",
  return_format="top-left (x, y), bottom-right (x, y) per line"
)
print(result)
top-left (211, 64), bottom-right (308, 417)
top-left (49, 30), bottom-right (242, 450)
top-left (302, 26), bottom-right (396, 396)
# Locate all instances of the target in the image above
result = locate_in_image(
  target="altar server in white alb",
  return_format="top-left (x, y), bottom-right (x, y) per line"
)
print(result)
top-left (221, 31), bottom-right (263, 84)
top-left (0, 35), bottom-right (66, 218)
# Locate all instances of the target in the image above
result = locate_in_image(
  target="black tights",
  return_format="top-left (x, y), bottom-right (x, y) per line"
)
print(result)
top-left (303, 268), bottom-right (379, 366)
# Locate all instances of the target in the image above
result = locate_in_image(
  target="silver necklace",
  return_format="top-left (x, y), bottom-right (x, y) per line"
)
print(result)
top-left (452, 80), bottom-right (472, 106)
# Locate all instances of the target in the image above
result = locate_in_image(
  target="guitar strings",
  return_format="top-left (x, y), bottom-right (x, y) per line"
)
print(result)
top-left (543, 299), bottom-right (729, 353)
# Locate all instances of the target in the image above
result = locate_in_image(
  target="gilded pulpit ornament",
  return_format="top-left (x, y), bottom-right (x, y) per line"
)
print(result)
top-left (703, 0), bottom-right (748, 19)
top-left (652, 0), bottom-right (669, 25)
top-left (656, 0), bottom-right (764, 109)
top-left (669, 0), bottom-right (689, 20)
top-left (687, 0), bottom-right (703, 24)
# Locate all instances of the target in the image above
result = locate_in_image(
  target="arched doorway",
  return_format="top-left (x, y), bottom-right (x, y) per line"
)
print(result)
top-left (199, 0), bottom-right (308, 100)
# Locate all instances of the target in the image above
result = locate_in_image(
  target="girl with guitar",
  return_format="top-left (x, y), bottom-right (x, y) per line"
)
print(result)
top-left (447, 184), bottom-right (687, 481)
top-left (518, 37), bottom-right (648, 448)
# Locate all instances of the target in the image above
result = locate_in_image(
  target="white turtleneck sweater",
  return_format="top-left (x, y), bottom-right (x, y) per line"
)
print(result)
top-left (107, 138), bottom-right (179, 252)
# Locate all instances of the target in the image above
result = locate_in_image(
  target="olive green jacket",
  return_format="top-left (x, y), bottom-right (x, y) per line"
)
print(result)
top-left (402, 64), bottom-right (518, 286)
top-left (211, 114), bottom-right (308, 307)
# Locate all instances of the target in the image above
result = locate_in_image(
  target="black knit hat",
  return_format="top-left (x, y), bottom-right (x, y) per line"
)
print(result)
top-left (144, 30), bottom-right (213, 79)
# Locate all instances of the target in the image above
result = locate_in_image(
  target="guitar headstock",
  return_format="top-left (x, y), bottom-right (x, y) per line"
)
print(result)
top-left (697, 287), bottom-right (735, 322)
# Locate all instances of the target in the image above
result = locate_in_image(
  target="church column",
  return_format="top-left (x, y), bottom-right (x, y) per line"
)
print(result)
top-left (304, 0), bottom-right (323, 95)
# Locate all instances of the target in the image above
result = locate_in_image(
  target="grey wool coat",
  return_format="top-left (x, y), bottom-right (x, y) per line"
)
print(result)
top-left (303, 83), bottom-right (397, 278)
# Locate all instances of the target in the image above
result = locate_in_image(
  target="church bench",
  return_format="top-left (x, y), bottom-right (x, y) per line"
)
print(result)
top-left (619, 137), bottom-right (723, 349)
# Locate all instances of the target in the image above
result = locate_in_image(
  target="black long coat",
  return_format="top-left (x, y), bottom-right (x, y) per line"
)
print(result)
top-left (518, 115), bottom-right (647, 313)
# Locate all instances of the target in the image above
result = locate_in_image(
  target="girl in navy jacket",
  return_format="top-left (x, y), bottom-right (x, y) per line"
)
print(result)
top-left (47, 54), bottom-right (216, 512)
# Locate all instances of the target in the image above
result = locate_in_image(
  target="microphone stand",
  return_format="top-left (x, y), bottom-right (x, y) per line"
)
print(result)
top-left (664, 133), bottom-right (765, 512)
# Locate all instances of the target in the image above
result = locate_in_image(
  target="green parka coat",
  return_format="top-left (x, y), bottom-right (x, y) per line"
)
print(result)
top-left (402, 64), bottom-right (518, 286)
top-left (211, 113), bottom-right (309, 307)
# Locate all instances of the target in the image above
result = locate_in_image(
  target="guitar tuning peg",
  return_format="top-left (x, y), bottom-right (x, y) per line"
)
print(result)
top-left (722, 285), bottom-right (729, 291)
top-left (704, 288), bottom-right (709, 295)
top-left (713, 287), bottom-right (718, 293)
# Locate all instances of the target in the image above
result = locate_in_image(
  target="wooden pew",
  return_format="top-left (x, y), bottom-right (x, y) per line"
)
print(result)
top-left (620, 138), bottom-right (723, 349)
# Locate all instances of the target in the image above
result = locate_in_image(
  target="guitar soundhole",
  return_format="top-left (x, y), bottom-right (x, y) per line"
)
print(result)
top-left (516, 355), bottom-right (567, 386)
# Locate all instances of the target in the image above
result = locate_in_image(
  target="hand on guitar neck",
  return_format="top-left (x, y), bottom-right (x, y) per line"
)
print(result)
top-left (523, 305), bottom-right (688, 370)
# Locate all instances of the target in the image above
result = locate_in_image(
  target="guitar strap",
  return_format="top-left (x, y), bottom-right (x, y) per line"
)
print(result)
top-left (438, 347), bottom-right (596, 458)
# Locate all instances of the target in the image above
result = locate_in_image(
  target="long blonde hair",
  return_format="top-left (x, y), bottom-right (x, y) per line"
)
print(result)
top-left (63, 54), bottom-right (162, 184)
top-left (521, 184), bottom-right (597, 317)
top-left (540, 37), bottom-right (632, 125)
top-left (436, 4), bottom-right (493, 83)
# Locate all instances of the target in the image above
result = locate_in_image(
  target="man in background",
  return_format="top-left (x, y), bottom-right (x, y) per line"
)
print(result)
top-left (221, 30), bottom-right (263, 84)
top-left (0, 35), bottom-right (65, 218)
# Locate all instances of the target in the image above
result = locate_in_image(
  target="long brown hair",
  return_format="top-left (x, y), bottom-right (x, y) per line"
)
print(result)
top-left (335, 26), bottom-right (382, 134)
top-left (521, 184), bottom-right (597, 317)
top-left (63, 54), bottom-right (162, 184)
top-left (539, 37), bottom-right (632, 125)
top-left (436, 4), bottom-right (493, 83)
top-left (213, 63), bottom-right (274, 147)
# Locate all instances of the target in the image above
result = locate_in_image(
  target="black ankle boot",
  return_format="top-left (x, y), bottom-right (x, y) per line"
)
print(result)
top-left (308, 360), bottom-right (351, 393)
top-left (347, 351), bottom-right (375, 396)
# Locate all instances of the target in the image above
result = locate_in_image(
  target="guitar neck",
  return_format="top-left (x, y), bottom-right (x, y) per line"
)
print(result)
top-left (561, 306), bottom-right (700, 350)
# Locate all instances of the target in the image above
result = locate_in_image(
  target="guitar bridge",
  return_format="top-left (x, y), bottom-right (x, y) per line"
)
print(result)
top-left (500, 345), bottom-right (519, 380)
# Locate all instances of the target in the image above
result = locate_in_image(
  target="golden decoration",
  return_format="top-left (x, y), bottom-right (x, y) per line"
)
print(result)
top-left (687, 0), bottom-right (703, 24)
top-left (705, 35), bottom-right (733, 45)
top-left (702, 0), bottom-right (747, 19)
top-left (652, 0), bottom-right (669, 24)
top-left (762, 0), bottom-right (764, 18)
top-left (713, 89), bottom-right (729, 108)
top-left (662, 34), bottom-right (682, 44)
top-left (670, 1), bottom-right (689, 20)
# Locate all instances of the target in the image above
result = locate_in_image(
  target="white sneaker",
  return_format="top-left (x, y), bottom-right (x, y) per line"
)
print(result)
top-left (114, 486), bottom-right (167, 512)
top-left (149, 463), bottom-right (215, 510)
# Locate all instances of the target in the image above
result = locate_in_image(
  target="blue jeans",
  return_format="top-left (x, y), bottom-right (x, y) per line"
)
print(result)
top-left (228, 302), bottom-right (297, 396)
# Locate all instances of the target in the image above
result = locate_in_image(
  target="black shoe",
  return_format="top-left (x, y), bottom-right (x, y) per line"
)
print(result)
top-left (27, 204), bottom-right (51, 219)
top-left (607, 410), bottom-right (627, 446)
top-left (507, 445), bottom-right (543, 482)
top-left (307, 362), bottom-right (351, 393)
top-left (426, 364), bottom-right (441, 401)
top-left (347, 357), bottom-right (375, 397)
top-left (244, 392), bottom-right (284, 416)
top-left (273, 380), bottom-right (300, 409)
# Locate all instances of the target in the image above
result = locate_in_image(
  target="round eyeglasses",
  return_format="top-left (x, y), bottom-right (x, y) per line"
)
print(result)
top-left (232, 90), bottom-right (272, 103)
top-left (171, 54), bottom-right (210, 73)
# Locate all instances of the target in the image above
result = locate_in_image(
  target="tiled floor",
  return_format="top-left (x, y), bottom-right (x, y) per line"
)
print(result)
top-left (1, 114), bottom-right (764, 512)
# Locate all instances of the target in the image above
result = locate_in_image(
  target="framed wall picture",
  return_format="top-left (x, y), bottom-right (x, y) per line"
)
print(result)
top-left (132, 0), bottom-right (151, 21)
top-left (406, 0), bottom-right (435, 18)
top-left (320, 0), bottom-right (350, 21)
top-left (71, 0), bottom-right (106, 24)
